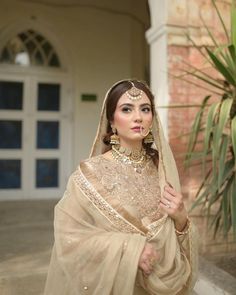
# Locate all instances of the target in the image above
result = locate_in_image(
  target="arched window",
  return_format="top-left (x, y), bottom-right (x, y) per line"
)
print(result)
top-left (0, 29), bottom-right (61, 67)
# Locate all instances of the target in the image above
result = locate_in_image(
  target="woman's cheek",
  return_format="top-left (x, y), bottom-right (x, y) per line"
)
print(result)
top-left (114, 113), bottom-right (129, 128)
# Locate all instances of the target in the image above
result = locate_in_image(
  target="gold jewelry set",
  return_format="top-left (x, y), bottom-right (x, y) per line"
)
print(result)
top-left (110, 127), bottom-right (120, 145)
top-left (126, 82), bottom-right (143, 101)
top-left (110, 81), bottom-right (154, 172)
top-left (111, 144), bottom-right (148, 173)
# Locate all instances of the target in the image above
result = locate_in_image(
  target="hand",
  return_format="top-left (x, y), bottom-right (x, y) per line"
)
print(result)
top-left (160, 185), bottom-right (188, 231)
top-left (138, 243), bottom-right (159, 276)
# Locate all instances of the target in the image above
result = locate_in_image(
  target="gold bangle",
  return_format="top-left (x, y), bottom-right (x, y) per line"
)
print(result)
top-left (175, 217), bottom-right (190, 235)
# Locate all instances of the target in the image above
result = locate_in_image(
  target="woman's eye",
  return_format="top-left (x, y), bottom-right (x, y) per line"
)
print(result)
top-left (142, 107), bottom-right (151, 113)
top-left (122, 107), bottom-right (132, 113)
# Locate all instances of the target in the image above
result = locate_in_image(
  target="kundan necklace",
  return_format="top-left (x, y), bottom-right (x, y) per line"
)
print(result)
top-left (111, 145), bottom-right (149, 173)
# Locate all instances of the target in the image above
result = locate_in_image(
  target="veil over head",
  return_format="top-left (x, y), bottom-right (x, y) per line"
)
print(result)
top-left (89, 79), bottom-right (181, 194)
top-left (44, 80), bottom-right (198, 295)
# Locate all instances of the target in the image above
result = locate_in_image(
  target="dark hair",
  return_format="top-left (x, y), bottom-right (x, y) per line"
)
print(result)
top-left (103, 79), bottom-right (158, 166)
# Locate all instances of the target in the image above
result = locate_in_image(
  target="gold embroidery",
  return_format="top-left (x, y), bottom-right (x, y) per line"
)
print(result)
top-left (146, 216), bottom-right (167, 240)
top-left (84, 155), bottom-right (161, 222)
top-left (73, 155), bottom-right (167, 239)
top-left (73, 168), bottom-right (145, 236)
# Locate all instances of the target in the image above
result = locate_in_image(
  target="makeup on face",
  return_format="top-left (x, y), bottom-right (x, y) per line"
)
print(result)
top-left (112, 93), bottom-right (153, 149)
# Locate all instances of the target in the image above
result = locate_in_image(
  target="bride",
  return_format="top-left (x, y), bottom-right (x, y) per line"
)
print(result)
top-left (44, 79), bottom-right (198, 295)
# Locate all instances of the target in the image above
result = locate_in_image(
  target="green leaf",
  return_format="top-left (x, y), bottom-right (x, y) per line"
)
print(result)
top-left (217, 99), bottom-right (232, 142)
top-left (180, 65), bottom-right (229, 93)
top-left (212, 99), bottom-right (233, 177)
top-left (170, 73), bottom-right (222, 96)
top-left (185, 33), bottom-right (212, 64)
top-left (185, 96), bottom-right (210, 166)
top-left (231, 116), bottom-right (236, 165)
top-left (190, 170), bottom-right (212, 210)
top-left (231, 2), bottom-right (236, 47)
top-left (231, 176), bottom-right (236, 237)
top-left (200, 12), bottom-right (221, 53)
top-left (203, 159), bottom-right (234, 210)
top-left (228, 45), bottom-right (236, 64)
top-left (206, 48), bottom-right (236, 87)
top-left (218, 135), bottom-right (229, 189)
top-left (202, 102), bottom-right (220, 173)
top-left (222, 189), bottom-right (229, 236)
top-left (212, 0), bottom-right (230, 43)
top-left (223, 50), bottom-right (236, 77)
top-left (211, 203), bottom-right (224, 237)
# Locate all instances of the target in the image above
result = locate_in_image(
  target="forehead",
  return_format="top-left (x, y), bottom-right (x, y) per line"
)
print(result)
top-left (117, 91), bottom-right (151, 106)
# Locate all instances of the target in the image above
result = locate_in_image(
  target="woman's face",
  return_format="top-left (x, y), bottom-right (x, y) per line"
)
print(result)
top-left (111, 91), bottom-right (153, 149)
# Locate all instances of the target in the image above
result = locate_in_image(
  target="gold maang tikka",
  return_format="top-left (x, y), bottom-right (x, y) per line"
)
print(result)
top-left (126, 82), bottom-right (143, 101)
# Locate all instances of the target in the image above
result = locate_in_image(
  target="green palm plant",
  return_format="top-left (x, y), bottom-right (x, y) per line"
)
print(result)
top-left (180, 0), bottom-right (236, 238)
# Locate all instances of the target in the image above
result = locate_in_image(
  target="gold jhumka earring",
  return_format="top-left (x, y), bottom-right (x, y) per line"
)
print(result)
top-left (126, 81), bottom-right (143, 101)
top-left (144, 128), bottom-right (154, 144)
top-left (110, 126), bottom-right (120, 145)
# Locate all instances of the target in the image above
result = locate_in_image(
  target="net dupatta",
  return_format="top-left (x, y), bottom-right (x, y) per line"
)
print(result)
top-left (89, 79), bottom-right (181, 194)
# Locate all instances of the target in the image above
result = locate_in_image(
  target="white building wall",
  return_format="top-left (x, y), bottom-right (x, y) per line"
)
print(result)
top-left (0, 0), bottom-right (146, 166)
top-left (0, 0), bottom-right (149, 187)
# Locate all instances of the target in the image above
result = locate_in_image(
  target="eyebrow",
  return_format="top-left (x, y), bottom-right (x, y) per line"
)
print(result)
top-left (118, 103), bottom-right (151, 108)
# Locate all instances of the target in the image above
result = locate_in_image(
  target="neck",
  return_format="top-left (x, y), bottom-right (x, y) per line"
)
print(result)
top-left (119, 140), bottom-right (142, 151)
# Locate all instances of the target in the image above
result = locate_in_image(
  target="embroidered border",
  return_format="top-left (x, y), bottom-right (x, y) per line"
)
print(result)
top-left (146, 216), bottom-right (167, 240)
top-left (73, 168), bottom-right (145, 236)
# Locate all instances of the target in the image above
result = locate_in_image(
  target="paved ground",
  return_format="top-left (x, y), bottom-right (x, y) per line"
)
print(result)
top-left (0, 200), bottom-right (235, 295)
top-left (0, 200), bottom-right (56, 295)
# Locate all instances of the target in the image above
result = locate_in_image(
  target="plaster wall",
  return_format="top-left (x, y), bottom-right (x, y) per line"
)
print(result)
top-left (0, 0), bottom-right (149, 171)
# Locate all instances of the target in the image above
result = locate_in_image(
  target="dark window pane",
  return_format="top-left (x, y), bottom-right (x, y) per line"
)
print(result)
top-left (42, 42), bottom-right (52, 56)
top-left (35, 34), bottom-right (44, 43)
top-left (25, 40), bottom-right (36, 54)
top-left (36, 159), bottom-right (58, 188)
top-left (0, 120), bottom-right (22, 149)
top-left (49, 54), bottom-right (60, 67)
top-left (34, 51), bottom-right (44, 65)
top-left (37, 83), bottom-right (60, 111)
top-left (0, 160), bottom-right (21, 189)
top-left (0, 47), bottom-right (11, 63)
top-left (37, 121), bottom-right (59, 149)
top-left (0, 81), bottom-right (23, 110)
top-left (19, 32), bottom-right (28, 42)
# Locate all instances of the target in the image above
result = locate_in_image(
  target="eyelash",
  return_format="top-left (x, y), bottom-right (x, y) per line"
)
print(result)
top-left (121, 107), bottom-right (151, 113)
top-left (142, 107), bottom-right (151, 113)
top-left (121, 107), bottom-right (132, 113)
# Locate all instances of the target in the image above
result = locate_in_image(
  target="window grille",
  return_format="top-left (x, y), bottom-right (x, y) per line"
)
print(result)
top-left (0, 30), bottom-right (61, 67)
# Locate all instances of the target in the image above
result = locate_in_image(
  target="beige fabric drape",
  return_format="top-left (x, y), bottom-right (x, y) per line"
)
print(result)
top-left (44, 80), bottom-right (198, 295)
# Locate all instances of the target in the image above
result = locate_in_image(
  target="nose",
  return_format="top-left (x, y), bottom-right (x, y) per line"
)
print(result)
top-left (133, 109), bottom-right (142, 123)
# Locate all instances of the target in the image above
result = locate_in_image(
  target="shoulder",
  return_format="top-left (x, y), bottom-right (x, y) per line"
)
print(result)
top-left (79, 154), bottom-right (106, 172)
top-left (66, 156), bottom-right (103, 188)
top-left (79, 151), bottom-right (113, 169)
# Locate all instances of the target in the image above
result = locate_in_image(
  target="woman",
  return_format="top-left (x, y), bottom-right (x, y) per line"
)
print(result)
top-left (44, 80), bottom-right (198, 295)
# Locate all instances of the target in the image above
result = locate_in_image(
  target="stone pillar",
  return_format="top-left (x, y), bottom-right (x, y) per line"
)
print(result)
top-left (146, 0), bottom-right (169, 137)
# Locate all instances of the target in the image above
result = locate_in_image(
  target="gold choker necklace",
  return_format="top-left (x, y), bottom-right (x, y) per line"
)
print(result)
top-left (111, 145), bottom-right (148, 173)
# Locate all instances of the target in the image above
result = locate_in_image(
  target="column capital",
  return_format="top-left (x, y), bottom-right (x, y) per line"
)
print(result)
top-left (146, 25), bottom-right (167, 45)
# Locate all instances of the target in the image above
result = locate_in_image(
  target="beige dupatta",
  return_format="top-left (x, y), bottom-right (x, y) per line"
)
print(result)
top-left (44, 80), bottom-right (198, 295)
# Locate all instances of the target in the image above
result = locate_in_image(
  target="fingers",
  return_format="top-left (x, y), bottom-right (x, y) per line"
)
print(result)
top-left (140, 260), bottom-right (153, 276)
top-left (138, 243), bottom-right (159, 276)
top-left (160, 185), bottom-right (184, 211)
